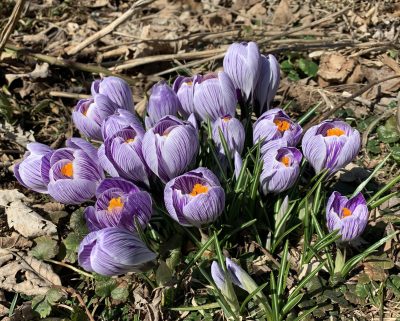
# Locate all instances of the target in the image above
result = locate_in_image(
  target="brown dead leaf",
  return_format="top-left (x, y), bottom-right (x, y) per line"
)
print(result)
top-left (0, 232), bottom-right (32, 249)
top-left (346, 64), bottom-right (364, 84)
top-left (272, 0), bottom-right (293, 26)
top-left (318, 53), bottom-right (356, 83)
top-left (362, 66), bottom-right (400, 100)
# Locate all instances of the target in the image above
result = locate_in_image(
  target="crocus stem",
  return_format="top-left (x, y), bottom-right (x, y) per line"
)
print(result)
top-left (45, 259), bottom-right (94, 279)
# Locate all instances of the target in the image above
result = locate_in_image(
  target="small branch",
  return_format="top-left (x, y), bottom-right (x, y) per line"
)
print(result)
top-left (49, 91), bottom-right (91, 99)
top-left (0, 0), bottom-right (25, 53)
top-left (45, 259), bottom-right (94, 279)
top-left (65, 287), bottom-right (95, 321)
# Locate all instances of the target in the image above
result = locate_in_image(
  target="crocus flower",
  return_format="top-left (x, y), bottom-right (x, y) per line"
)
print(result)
top-left (253, 54), bottom-right (280, 114)
top-left (102, 109), bottom-right (144, 140)
top-left (193, 72), bottom-right (237, 121)
top-left (78, 227), bottom-right (157, 276)
top-left (91, 76), bottom-right (134, 111)
top-left (164, 167), bottom-right (225, 227)
top-left (84, 178), bottom-right (152, 232)
top-left (223, 42), bottom-right (261, 101)
top-left (47, 140), bottom-right (104, 204)
top-left (212, 115), bottom-right (245, 157)
top-left (145, 81), bottom-right (181, 128)
top-left (142, 115), bottom-right (199, 183)
top-left (14, 143), bottom-right (53, 193)
top-left (173, 75), bottom-right (199, 117)
top-left (253, 108), bottom-right (302, 151)
top-left (302, 120), bottom-right (361, 174)
top-left (260, 147), bottom-right (302, 194)
top-left (326, 191), bottom-right (369, 241)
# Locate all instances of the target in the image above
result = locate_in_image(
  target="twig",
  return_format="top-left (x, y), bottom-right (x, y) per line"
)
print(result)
top-left (49, 91), bottom-right (91, 99)
top-left (0, 0), bottom-right (25, 53)
top-left (66, 0), bottom-right (154, 55)
top-left (397, 92), bottom-right (400, 134)
top-left (65, 287), bottom-right (95, 321)
top-left (45, 259), bottom-right (94, 279)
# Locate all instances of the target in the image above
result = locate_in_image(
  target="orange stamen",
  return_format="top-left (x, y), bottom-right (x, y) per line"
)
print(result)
top-left (222, 116), bottom-right (231, 122)
top-left (274, 119), bottom-right (290, 132)
top-left (342, 207), bottom-right (352, 217)
top-left (108, 197), bottom-right (124, 211)
top-left (186, 81), bottom-right (193, 86)
top-left (190, 183), bottom-right (209, 196)
top-left (326, 128), bottom-right (345, 137)
top-left (280, 156), bottom-right (290, 167)
top-left (61, 162), bottom-right (73, 178)
top-left (126, 138), bottom-right (135, 143)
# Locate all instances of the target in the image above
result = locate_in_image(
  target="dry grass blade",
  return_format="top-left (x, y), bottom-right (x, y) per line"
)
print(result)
top-left (0, 0), bottom-right (25, 53)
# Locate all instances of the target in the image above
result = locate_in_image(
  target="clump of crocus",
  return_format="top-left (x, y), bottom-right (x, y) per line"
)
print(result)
top-left (326, 191), bottom-right (369, 241)
top-left (142, 115), bottom-right (199, 183)
top-left (173, 75), bottom-right (200, 117)
top-left (253, 108), bottom-right (303, 152)
top-left (78, 227), bottom-right (157, 276)
top-left (14, 143), bottom-right (54, 193)
top-left (193, 72), bottom-right (237, 121)
top-left (101, 109), bottom-right (144, 140)
top-left (164, 167), bottom-right (225, 227)
top-left (84, 178), bottom-right (152, 232)
top-left (260, 146), bottom-right (302, 194)
top-left (212, 115), bottom-right (245, 157)
top-left (302, 120), bottom-right (361, 174)
top-left (47, 138), bottom-right (104, 204)
top-left (145, 81), bottom-right (181, 128)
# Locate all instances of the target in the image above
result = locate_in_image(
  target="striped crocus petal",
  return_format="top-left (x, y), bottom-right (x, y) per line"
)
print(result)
top-left (302, 120), bottom-right (361, 174)
top-left (326, 191), bottom-right (369, 241)
top-left (173, 75), bottom-right (199, 117)
top-left (193, 72), bottom-right (237, 121)
top-left (253, 108), bottom-right (303, 148)
top-left (260, 147), bottom-right (302, 194)
top-left (66, 138), bottom-right (99, 164)
top-left (102, 109), bottom-right (144, 140)
top-left (223, 42), bottom-right (261, 101)
top-left (78, 227), bottom-right (157, 276)
top-left (212, 115), bottom-right (245, 157)
top-left (14, 142), bottom-right (53, 193)
top-left (164, 167), bottom-right (225, 227)
top-left (142, 115), bottom-right (199, 183)
top-left (92, 76), bottom-right (134, 111)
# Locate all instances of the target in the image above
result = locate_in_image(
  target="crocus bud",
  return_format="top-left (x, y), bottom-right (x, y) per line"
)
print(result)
top-left (173, 75), bottom-right (199, 117)
top-left (142, 115), bottom-right (199, 183)
top-left (193, 72), bottom-right (237, 121)
top-left (253, 108), bottom-right (302, 150)
top-left (78, 227), bottom-right (157, 276)
top-left (302, 120), bottom-right (361, 174)
top-left (164, 167), bottom-right (225, 227)
top-left (98, 127), bottom-right (149, 187)
top-left (145, 81), bottom-right (181, 128)
top-left (102, 109), bottom-right (144, 140)
top-left (212, 115), bottom-right (245, 157)
top-left (223, 42), bottom-right (261, 101)
top-left (234, 150), bottom-right (243, 180)
top-left (14, 143), bottom-right (53, 193)
top-left (47, 141), bottom-right (104, 204)
top-left (260, 147), bottom-right (302, 194)
top-left (253, 54), bottom-right (280, 114)
top-left (84, 178), bottom-right (152, 232)
top-left (91, 76), bottom-right (134, 111)
top-left (326, 192), bottom-right (368, 241)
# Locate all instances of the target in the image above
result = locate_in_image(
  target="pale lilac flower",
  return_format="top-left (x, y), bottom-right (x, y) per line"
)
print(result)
top-left (101, 109), bottom-right (144, 140)
top-left (212, 115), bottom-right (245, 157)
top-left (173, 75), bottom-right (200, 117)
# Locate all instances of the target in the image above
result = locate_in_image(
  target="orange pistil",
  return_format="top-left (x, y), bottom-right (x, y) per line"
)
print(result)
top-left (326, 128), bottom-right (345, 137)
top-left (280, 156), bottom-right (290, 167)
top-left (274, 119), bottom-right (290, 132)
top-left (126, 138), bottom-right (135, 143)
top-left (108, 197), bottom-right (124, 211)
top-left (61, 162), bottom-right (73, 178)
top-left (342, 207), bottom-right (352, 218)
top-left (186, 81), bottom-right (193, 86)
top-left (222, 116), bottom-right (231, 122)
top-left (190, 183), bottom-right (209, 196)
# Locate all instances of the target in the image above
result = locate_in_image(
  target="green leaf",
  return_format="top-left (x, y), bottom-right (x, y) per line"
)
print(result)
top-left (390, 146), bottom-right (400, 163)
top-left (32, 295), bottom-right (52, 318)
top-left (46, 288), bottom-right (64, 305)
top-left (298, 58), bottom-right (318, 77)
top-left (111, 285), bottom-right (129, 302)
top-left (95, 275), bottom-right (118, 297)
top-left (170, 303), bottom-right (220, 311)
top-left (281, 60), bottom-right (293, 73)
top-left (31, 236), bottom-right (59, 260)
top-left (288, 70), bottom-right (300, 81)
top-left (377, 119), bottom-right (399, 143)
top-left (70, 208), bottom-right (89, 236)
top-left (63, 232), bottom-right (83, 263)
top-left (366, 139), bottom-right (381, 154)
top-left (156, 260), bottom-right (173, 286)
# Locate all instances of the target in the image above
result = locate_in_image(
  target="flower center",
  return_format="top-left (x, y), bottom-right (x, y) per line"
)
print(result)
top-left (61, 162), bottom-right (73, 177)
top-left (274, 119), bottom-right (290, 132)
top-left (326, 128), bottom-right (345, 137)
top-left (280, 156), bottom-right (290, 167)
top-left (222, 116), bottom-right (231, 122)
top-left (108, 197), bottom-right (124, 211)
top-left (126, 138), bottom-right (135, 143)
top-left (342, 207), bottom-right (352, 218)
top-left (186, 81), bottom-right (193, 86)
top-left (190, 183), bottom-right (209, 196)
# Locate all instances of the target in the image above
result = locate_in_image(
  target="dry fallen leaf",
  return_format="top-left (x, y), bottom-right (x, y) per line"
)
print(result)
top-left (272, 0), bottom-right (293, 26)
top-left (318, 53), bottom-right (356, 83)
top-left (0, 232), bottom-right (32, 249)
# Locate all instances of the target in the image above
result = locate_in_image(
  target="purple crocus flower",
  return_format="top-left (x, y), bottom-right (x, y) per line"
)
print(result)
top-left (223, 42), bottom-right (261, 101)
top-left (302, 120), bottom-right (361, 174)
top-left (193, 72), bottom-right (237, 121)
top-left (102, 109), bottom-right (144, 140)
top-left (253, 108), bottom-right (302, 152)
top-left (173, 75), bottom-right (200, 117)
top-left (145, 81), bottom-right (181, 128)
top-left (212, 115), bottom-right (245, 157)
top-left (84, 178), bottom-right (152, 232)
top-left (14, 143), bottom-right (53, 193)
top-left (164, 167), bottom-right (225, 227)
top-left (260, 147), bottom-right (302, 194)
top-left (253, 54), bottom-right (280, 113)
top-left (142, 115), bottom-right (199, 183)
top-left (326, 191), bottom-right (369, 241)
top-left (47, 139), bottom-right (104, 204)
top-left (78, 227), bottom-right (157, 276)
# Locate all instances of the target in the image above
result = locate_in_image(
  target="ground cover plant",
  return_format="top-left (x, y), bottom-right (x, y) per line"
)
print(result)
top-left (1, 1), bottom-right (400, 321)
